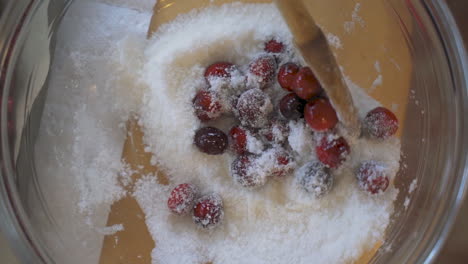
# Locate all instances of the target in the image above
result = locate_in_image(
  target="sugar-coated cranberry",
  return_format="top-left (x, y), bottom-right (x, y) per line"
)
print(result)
top-left (204, 62), bottom-right (235, 80)
top-left (264, 39), bottom-right (285, 53)
top-left (270, 147), bottom-right (295, 177)
top-left (193, 90), bottom-right (222, 122)
top-left (278, 63), bottom-right (300, 91)
top-left (279, 93), bottom-right (306, 120)
top-left (231, 155), bottom-right (267, 188)
top-left (261, 120), bottom-right (290, 144)
top-left (229, 126), bottom-right (248, 155)
top-left (236, 89), bottom-right (273, 128)
top-left (194, 127), bottom-right (228, 155)
top-left (304, 98), bottom-right (338, 132)
top-left (316, 136), bottom-right (350, 168)
top-left (192, 194), bottom-right (224, 229)
top-left (248, 55), bottom-right (277, 89)
top-left (363, 107), bottom-right (399, 140)
top-left (296, 161), bottom-right (333, 197)
top-left (293, 67), bottom-right (322, 100)
top-left (356, 161), bottom-right (390, 194)
top-left (167, 183), bottom-right (199, 215)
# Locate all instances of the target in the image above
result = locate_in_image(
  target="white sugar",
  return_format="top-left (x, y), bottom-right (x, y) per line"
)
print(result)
top-left (344, 3), bottom-right (365, 33)
top-left (33, 1), bottom-right (152, 263)
top-left (97, 224), bottom-right (124, 235)
top-left (246, 131), bottom-right (265, 155)
top-left (138, 3), bottom-right (401, 264)
top-left (409, 179), bottom-right (418, 193)
top-left (326, 32), bottom-right (344, 49)
top-left (36, 1), bottom-right (401, 264)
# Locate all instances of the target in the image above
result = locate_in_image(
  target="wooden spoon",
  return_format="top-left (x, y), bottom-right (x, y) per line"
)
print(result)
top-left (275, 0), bottom-right (361, 138)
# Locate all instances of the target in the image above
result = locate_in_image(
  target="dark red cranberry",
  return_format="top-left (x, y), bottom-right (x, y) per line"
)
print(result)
top-left (363, 107), bottom-right (399, 140)
top-left (194, 127), bottom-right (228, 155)
top-left (292, 67), bottom-right (322, 100)
top-left (167, 183), bottom-right (199, 215)
top-left (261, 120), bottom-right (290, 144)
top-left (296, 161), bottom-right (333, 197)
top-left (316, 136), bottom-right (350, 169)
top-left (264, 39), bottom-right (284, 53)
top-left (356, 161), bottom-right (390, 194)
top-left (193, 90), bottom-right (222, 122)
top-left (236, 89), bottom-right (273, 128)
top-left (204, 62), bottom-right (234, 81)
top-left (278, 63), bottom-right (300, 91)
top-left (279, 93), bottom-right (306, 120)
top-left (192, 194), bottom-right (224, 229)
top-left (248, 55), bottom-right (277, 89)
top-left (229, 126), bottom-right (248, 155)
top-left (231, 155), bottom-right (266, 188)
top-left (304, 98), bottom-right (338, 132)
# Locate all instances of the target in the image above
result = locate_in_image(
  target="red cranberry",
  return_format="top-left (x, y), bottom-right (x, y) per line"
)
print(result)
top-left (248, 55), bottom-right (277, 89)
top-left (316, 136), bottom-right (350, 168)
top-left (296, 161), bottom-right (333, 197)
top-left (278, 63), bottom-right (300, 91)
top-left (231, 155), bottom-right (267, 188)
top-left (279, 93), bottom-right (306, 120)
top-left (356, 161), bottom-right (390, 194)
top-left (264, 39), bottom-right (284, 53)
top-left (167, 183), bottom-right (199, 215)
top-left (229, 126), bottom-right (248, 155)
top-left (304, 98), bottom-right (338, 132)
top-left (193, 90), bottom-right (222, 122)
top-left (236, 89), bottom-right (273, 128)
top-left (194, 127), bottom-right (228, 155)
top-left (363, 107), bottom-right (399, 140)
top-left (204, 62), bottom-right (234, 80)
top-left (261, 120), bottom-right (290, 144)
top-left (192, 194), bottom-right (224, 229)
top-left (293, 67), bottom-right (322, 100)
top-left (271, 148), bottom-right (295, 177)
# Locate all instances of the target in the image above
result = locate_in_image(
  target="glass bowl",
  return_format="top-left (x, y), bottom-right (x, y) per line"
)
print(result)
top-left (0, 0), bottom-right (467, 263)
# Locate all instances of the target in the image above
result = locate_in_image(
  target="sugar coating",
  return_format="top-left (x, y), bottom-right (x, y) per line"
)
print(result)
top-left (295, 161), bottom-right (334, 197)
top-left (236, 88), bottom-right (273, 128)
top-left (245, 131), bottom-right (265, 155)
top-left (231, 155), bottom-right (268, 188)
top-left (168, 183), bottom-right (199, 215)
top-left (356, 160), bottom-right (388, 194)
top-left (246, 55), bottom-right (277, 89)
top-left (192, 193), bottom-right (224, 229)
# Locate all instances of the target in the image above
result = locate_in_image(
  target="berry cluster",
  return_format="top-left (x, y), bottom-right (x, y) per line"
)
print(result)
top-left (167, 183), bottom-right (224, 229)
top-left (181, 38), bottom-right (400, 227)
top-left (352, 107), bottom-right (399, 195)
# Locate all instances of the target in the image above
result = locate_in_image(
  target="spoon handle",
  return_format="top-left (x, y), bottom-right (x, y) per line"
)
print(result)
top-left (276, 0), bottom-right (361, 138)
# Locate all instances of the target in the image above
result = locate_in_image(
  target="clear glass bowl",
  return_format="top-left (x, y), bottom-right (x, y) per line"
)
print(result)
top-left (1, 0), bottom-right (468, 263)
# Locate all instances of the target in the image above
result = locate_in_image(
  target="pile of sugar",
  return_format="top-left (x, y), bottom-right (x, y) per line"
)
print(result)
top-left (137, 3), bottom-right (400, 264)
top-left (32, 1), bottom-right (152, 263)
top-left (34, 1), bottom-right (402, 264)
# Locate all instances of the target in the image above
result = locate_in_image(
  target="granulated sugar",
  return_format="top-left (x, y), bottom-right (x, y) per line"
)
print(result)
top-left (36, 1), bottom-right (401, 264)
top-left (33, 1), bottom-right (152, 263)
top-left (136, 3), bottom-right (400, 264)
